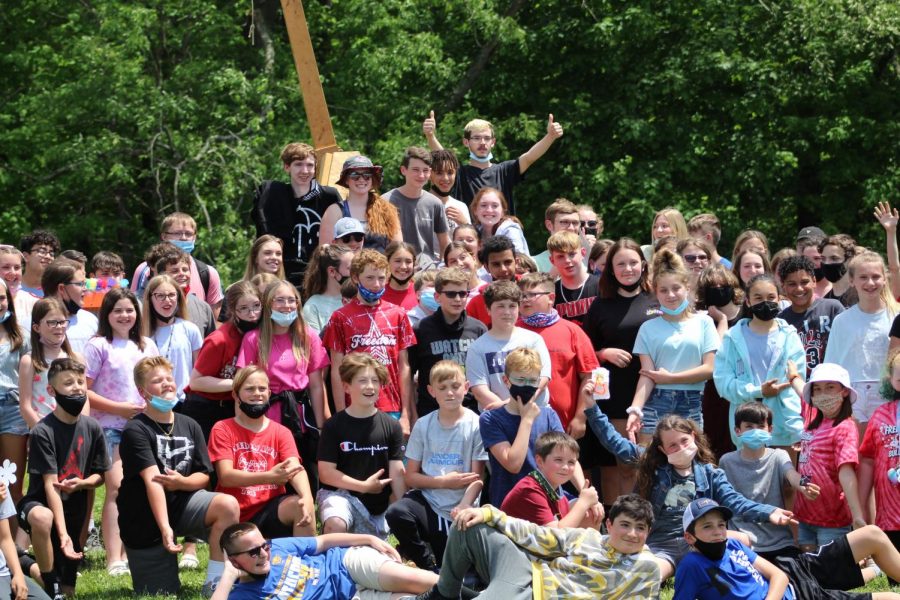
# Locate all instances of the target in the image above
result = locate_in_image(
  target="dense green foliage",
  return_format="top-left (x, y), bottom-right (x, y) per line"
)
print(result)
top-left (2, 0), bottom-right (898, 281)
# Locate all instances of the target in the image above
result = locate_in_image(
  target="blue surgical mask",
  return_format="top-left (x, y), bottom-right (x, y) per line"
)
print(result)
top-left (468, 151), bottom-right (493, 164)
top-left (271, 310), bottom-right (297, 327)
top-left (420, 289), bottom-right (439, 312)
top-left (149, 394), bottom-right (179, 412)
top-left (0, 310), bottom-right (10, 324)
top-left (660, 297), bottom-right (690, 316)
top-left (171, 239), bottom-right (195, 254)
top-left (739, 428), bottom-right (772, 450)
top-left (358, 283), bottom-right (385, 304)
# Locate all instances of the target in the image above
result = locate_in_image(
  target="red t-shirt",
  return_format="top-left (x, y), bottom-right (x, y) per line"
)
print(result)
top-left (519, 319), bottom-right (599, 428)
top-left (795, 417), bottom-right (859, 527)
top-left (208, 418), bottom-right (300, 521)
top-left (500, 475), bottom-right (570, 525)
top-left (466, 294), bottom-right (491, 328)
top-left (860, 401), bottom-right (900, 530)
top-left (322, 299), bottom-right (416, 413)
top-left (184, 321), bottom-right (243, 401)
top-left (381, 285), bottom-right (418, 311)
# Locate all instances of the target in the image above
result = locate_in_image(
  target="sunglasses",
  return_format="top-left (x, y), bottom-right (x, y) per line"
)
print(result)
top-left (232, 540), bottom-right (271, 558)
top-left (439, 290), bottom-right (469, 299)
top-left (339, 233), bottom-right (365, 243)
top-left (347, 171), bottom-right (373, 181)
top-left (682, 254), bottom-right (708, 264)
top-left (580, 220), bottom-right (598, 229)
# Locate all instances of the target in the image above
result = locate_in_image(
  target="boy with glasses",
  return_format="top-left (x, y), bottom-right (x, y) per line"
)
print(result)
top-left (20, 230), bottom-right (61, 299)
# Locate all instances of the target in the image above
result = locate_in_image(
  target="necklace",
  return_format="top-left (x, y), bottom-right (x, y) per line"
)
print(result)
top-left (560, 278), bottom-right (587, 303)
top-left (150, 415), bottom-right (175, 437)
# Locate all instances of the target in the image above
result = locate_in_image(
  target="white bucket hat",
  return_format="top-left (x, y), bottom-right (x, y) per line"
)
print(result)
top-left (802, 362), bottom-right (857, 405)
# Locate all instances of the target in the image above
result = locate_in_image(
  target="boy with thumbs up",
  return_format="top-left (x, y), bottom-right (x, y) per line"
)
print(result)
top-left (422, 111), bottom-right (564, 215)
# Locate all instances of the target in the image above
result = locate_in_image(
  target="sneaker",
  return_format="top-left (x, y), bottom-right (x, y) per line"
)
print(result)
top-left (85, 527), bottom-right (102, 550)
top-left (107, 560), bottom-right (130, 576)
top-left (415, 587), bottom-right (454, 600)
top-left (179, 553), bottom-right (200, 569)
top-left (201, 577), bottom-right (220, 598)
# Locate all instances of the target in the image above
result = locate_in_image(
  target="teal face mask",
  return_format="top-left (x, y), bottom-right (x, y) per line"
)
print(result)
top-left (739, 428), bottom-right (772, 449)
top-left (271, 310), bottom-right (297, 327)
top-left (149, 394), bottom-right (179, 412)
top-left (171, 239), bottom-right (195, 254)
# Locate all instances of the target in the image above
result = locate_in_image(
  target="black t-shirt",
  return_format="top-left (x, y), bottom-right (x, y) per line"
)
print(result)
top-left (554, 274), bottom-right (600, 326)
top-left (410, 309), bottom-right (487, 416)
top-left (824, 286), bottom-right (858, 308)
top-left (453, 159), bottom-right (523, 215)
top-left (117, 413), bottom-right (212, 548)
top-left (583, 291), bottom-right (659, 417)
top-left (23, 413), bottom-right (109, 519)
top-left (778, 298), bottom-right (845, 375)
top-left (317, 410), bottom-right (405, 515)
top-left (251, 180), bottom-right (341, 285)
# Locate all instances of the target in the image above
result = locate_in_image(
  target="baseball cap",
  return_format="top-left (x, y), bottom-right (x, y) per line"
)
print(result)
top-left (337, 155), bottom-right (383, 187)
top-left (802, 362), bottom-right (857, 405)
top-left (334, 217), bottom-right (366, 240)
top-left (796, 226), bottom-right (825, 243)
top-left (682, 498), bottom-right (733, 533)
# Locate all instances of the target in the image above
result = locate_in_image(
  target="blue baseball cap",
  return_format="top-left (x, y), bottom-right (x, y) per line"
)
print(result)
top-left (682, 498), bottom-right (733, 533)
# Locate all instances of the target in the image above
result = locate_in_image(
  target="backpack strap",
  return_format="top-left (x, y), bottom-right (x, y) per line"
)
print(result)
top-left (193, 257), bottom-right (211, 298)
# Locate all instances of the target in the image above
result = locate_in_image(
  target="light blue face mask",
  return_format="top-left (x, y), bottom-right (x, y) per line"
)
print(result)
top-left (271, 310), bottom-right (297, 327)
top-left (739, 428), bottom-right (772, 449)
top-left (149, 394), bottom-right (179, 412)
top-left (171, 239), bottom-right (195, 254)
top-left (420, 289), bottom-right (439, 312)
top-left (660, 297), bottom-right (690, 316)
top-left (468, 151), bottom-right (493, 164)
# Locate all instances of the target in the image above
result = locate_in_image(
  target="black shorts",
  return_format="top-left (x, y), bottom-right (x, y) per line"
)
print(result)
top-left (249, 494), bottom-right (294, 538)
top-left (776, 534), bottom-right (869, 600)
top-left (17, 500), bottom-right (82, 587)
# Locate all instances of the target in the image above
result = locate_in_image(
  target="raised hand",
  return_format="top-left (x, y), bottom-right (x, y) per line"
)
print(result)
top-left (547, 114), bottom-right (563, 139)
top-left (423, 110), bottom-right (437, 137)
top-left (874, 201), bottom-right (899, 230)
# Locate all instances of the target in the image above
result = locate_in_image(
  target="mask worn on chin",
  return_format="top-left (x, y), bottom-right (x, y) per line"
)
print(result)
top-left (0, 310), bottom-right (10, 324)
top-left (62, 297), bottom-right (80, 316)
top-left (270, 310), bottom-right (297, 327)
top-left (431, 186), bottom-right (451, 198)
top-left (149, 394), bottom-right (179, 412)
top-left (704, 286), bottom-right (734, 308)
top-left (152, 305), bottom-right (176, 324)
top-left (813, 266), bottom-right (825, 281)
top-left (239, 400), bottom-right (270, 419)
top-left (171, 239), bottom-right (195, 254)
top-left (693, 538), bottom-right (727, 561)
top-left (337, 275), bottom-right (350, 286)
top-left (749, 300), bottom-right (780, 321)
top-left (420, 290), bottom-right (440, 312)
top-left (739, 428), bottom-right (772, 449)
top-left (235, 317), bottom-right (259, 333)
top-left (813, 393), bottom-right (844, 417)
top-left (358, 283), bottom-right (386, 304)
top-left (391, 274), bottom-right (413, 286)
top-left (821, 262), bottom-right (847, 283)
top-left (54, 392), bottom-right (87, 417)
top-left (617, 279), bottom-right (643, 292)
top-left (508, 384), bottom-right (538, 404)
top-left (660, 297), bottom-right (690, 316)
top-left (468, 151), bottom-right (493, 164)
top-left (666, 442), bottom-right (698, 468)
top-left (247, 571), bottom-right (268, 581)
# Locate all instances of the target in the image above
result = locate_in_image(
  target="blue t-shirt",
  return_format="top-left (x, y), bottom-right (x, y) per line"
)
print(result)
top-left (673, 539), bottom-right (795, 600)
top-left (741, 324), bottom-right (779, 387)
top-left (479, 405), bottom-right (563, 506)
top-left (633, 313), bottom-right (720, 391)
top-left (228, 538), bottom-right (354, 600)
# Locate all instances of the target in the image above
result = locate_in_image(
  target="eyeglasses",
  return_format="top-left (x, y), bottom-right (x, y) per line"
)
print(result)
top-left (152, 292), bottom-right (178, 302)
top-left (580, 220), bottom-right (598, 229)
top-left (164, 230), bottom-right (196, 240)
top-left (31, 247), bottom-right (55, 258)
top-left (347, 171), bottom-right (373, 181)
top-left (43, 319), bottom-right (69, 329)
top-left (682, 254), bottom-right (708, 264)
top-left (235, 304), bottom-right (262, 317)
top-left (521, 291), bottom-right (552, 300)
top-left (339, 233), bottom-right (365, 243)
top-left (467, 135), bottom-right (493, 143)
top-left (508, 376), bottom-right (540, 386)
top-left (273, 297), bottom-right (298, 307)
top-left (66, 281), bottom-right (86, 289)
top-left (439, 290), bottom-right (469, 299)
top-left (232, 540), bottom-right (271, 558)
top-left (557, 219), bottom-right (582, 228)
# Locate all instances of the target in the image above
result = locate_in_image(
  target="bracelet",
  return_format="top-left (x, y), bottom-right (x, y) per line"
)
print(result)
top-left (626, 406), bottom-right (644, 418)
top-left (789, 374), bottom-right (801, 382)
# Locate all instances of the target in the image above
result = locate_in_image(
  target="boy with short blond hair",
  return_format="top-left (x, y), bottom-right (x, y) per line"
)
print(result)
top-left (386, 360), bottom-right (486, 569)
top-left (531, 199), bottom-right (581, 273)
top-left (317, 353), bottom-right (406, 540)
top-left (547, 230), bottom-right (599, 325)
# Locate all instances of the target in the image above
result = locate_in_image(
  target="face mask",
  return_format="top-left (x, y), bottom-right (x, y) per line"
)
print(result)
top-left (358, 283), bottom-right (385, 304)
top-left (813, 393), bottom-right (844, 417)
top-left (270, 310), bottom-right (297, 327)
top-left (54, 392), bottom-right (87, 417)
top-left (235, 318), bottom-right (259, 333)
top-left (239, 400), bottom-right (270, 419)
top-left (468, 151), bottom-right (493, 164)
top-left (0, 310), bottom-right (10, 324)
top-left (660, 297), bottom-right (690, 316)
top-left (617, 279), bottom-right (643, 292)
top-left (171, 239), bottom-right (195, 254)
top-left (821, 262), bottom-right (847, 283)
top-left (704, 286), bottom-right (733, 308)
top-left (584, 227), bottom-right (598, 237)
top-left (749, 300), bottom-right (780, 321)
top-left (739, 428), bottom-right (772, 449)
top-left (62, 296), bottom-right (80, 316)
top-left (420, 290), bottom-right (440, 312)
top-left (693, 538), bottom-right (727, 561)
top-left (666, 442), bottom-right (698, 469)
top-left (813, 266), bottom-right (825, 281)
top-left (336, 274), bottom-right (350, 286)
top-left (149, 394), bottom-right (179, 412)
top-left (391, 274), bottom-right (413, 286)
top-left (431, 186), bottom-right (451, 198)
top-left (152, 305), bottom-right (176, 324)
top-left (508, 384), bottom-right (538, 404)
top-left (521, 311), bottom-right (560, 328)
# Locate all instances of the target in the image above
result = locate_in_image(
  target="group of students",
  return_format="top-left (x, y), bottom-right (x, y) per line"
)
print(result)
top-left (3, 112), bottom-right (900, 600)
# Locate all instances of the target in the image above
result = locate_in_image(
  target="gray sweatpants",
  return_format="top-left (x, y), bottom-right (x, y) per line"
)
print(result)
top-left (0, 575), bottom-right (50, 600)
top-left (437, 524), bottom-right (533, 600)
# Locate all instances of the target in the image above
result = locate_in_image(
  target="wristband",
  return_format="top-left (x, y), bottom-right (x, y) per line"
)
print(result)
top-left (626, 406), bottom-right (644, 419)
top-left (789, 373), bottom-right (801, 382)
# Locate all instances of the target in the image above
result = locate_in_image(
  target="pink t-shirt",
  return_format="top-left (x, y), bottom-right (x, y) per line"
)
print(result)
top-left (795, 417), bottom-right (859, 527)
top-left (860, 401), bottom-right (900, 530)
top-left (84, 336), bottom-right (159, 430)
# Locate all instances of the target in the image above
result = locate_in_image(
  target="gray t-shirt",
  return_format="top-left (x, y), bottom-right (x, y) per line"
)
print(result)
top-left (464, 327), bottom-right (552, 408)
top-left (384, 188), bottom-right (449, 260)
top-left (719, 448), bottom-right (795, 552)
top-left (0, 331), bottom-right (29, 396)
top-left (405, 409), bottom-right (488, 519)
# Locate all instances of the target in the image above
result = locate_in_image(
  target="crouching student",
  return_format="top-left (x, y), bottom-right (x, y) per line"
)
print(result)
top-left (208, 366), bottom-right (315, 538)
top-left (2, 480), bottom-right (49, 600)
top-left (501, 431), bottom-right (604, 530)
top-left (317, 353), bottom-right (406, 539)
top-left (212, 522), bottom-right (439, 600)
top-left (117, 356), bottom-right (240, 596)
top-left (675, 498), bottom-right (900, 600)
top-left (17, 358), bottom-right (108, 600)
top-left (386, 360), bottom-right (486, 570)
top-left (418, 493), bottom-right (660, 600)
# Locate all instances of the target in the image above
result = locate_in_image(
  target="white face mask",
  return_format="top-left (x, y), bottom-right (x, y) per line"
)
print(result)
top-left (666, 441), bottom-right (698, 469)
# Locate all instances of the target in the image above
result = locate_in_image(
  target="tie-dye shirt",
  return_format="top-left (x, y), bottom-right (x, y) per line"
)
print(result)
top-left (859, 400), bottom-right (900, 530)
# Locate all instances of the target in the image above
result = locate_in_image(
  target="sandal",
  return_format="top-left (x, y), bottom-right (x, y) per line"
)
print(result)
top-left (107, 561), bottom-right (129, 576)
top-left (179, 553), bottom-right (200, 569)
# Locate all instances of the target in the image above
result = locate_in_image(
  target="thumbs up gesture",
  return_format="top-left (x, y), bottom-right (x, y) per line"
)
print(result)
top-left (423, 110), bottom-right (437, 137)
top-left (547, 113), bottom-right (563, 139)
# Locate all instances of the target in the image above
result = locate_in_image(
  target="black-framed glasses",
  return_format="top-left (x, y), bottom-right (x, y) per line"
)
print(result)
top-left (521, 291), bottom-right (552, 300)
top-left (339, 233), bottom-right (365, 243)
top-left (347, 172), bottom-right (373, 181)
top-left (31, 247), bottom-right (55, 257)
top-left (682, 254), bottom-right (708, 264)
top-left (43, 319), bottom-right (69, 329)
top-left (580, 220), bottom-right (598, 229)
top-left (232, 540), bottom-right (271, 558)
top-left (439, 290), bottom-right (469, 299)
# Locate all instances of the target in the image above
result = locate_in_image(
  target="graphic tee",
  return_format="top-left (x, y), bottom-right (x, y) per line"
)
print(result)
top-left (859, 401), bottom-right (900, 530)
top-left (674, 539), bottom-right (794, 600)
top-left (795, 417), bottom-right (858, 527)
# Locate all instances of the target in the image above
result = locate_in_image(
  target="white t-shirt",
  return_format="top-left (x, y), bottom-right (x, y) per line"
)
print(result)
top-left (151, 318), bottom-right (202, 401)
top-left (465, 327), bottom-right (552, 407)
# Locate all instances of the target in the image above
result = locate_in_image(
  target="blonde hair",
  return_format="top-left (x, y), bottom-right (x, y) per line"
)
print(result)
top-left (848, 251), bottom-right (899, 314)
top-left (504, 347), bottom-right (542, 376)
top-left (547, 231), bottom-right (581, 254)
top-left (243, 235), bottom-right (286, 280)
top-left (429, 360), bottom-right (465, 385)
top-left (464, 119), bottom-right (494, 138)
top-left (413, 270), bottom-right (437, 293)
top-left (160, 212), bottom-right (197, 235)
top-left (339, 352), bottom-right (388, 385)
top-left (258, 281), bottom-right (309, 368)
top-left (652, 207), bottom-right (689, 240)
top-left (232, 365), bottom-right (269, 396)
top-left (133, 356), bottom-right (174, 390)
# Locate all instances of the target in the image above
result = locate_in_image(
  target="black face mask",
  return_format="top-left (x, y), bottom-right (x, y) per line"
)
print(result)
top-left (693, 538), bottom-right (727, 561)
top-left (337, 275), bottom-right (350, 286)
top-left (813, 266), bottom-right (825, 281)
top-left (152, 306), bottom-right (176, 324)
top-left (61, 297), bottom-right (80, 316)
top-left (821, 262), bottom-right (847, 283)
top-left (508, 384), bottom-right (538, 404)
top-left (749, 300), bottom-right (780, 321)
top-left (239, 400), bottom-right (270, 419)
top-left (54, 392), bottom-right (87, 417)
top-left (391, 274), bottom-right (413, 286)
top-left (704, 286), bottom-right (734, 308)
top-left (617, 279), bottom-right (643, 292)
top-left (431, 186), bottom-right (451, 198)
top-left (235, 318), bottom-right (259, 334)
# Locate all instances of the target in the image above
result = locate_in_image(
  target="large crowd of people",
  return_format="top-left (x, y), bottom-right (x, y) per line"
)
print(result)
top-left (3, 114), bottom-right (900, 600)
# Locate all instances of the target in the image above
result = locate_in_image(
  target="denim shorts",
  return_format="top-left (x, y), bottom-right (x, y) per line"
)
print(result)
top-left (641, 388), bottom-right (703, 435)
top-left (0, 393), bottom-right (28, 436)
top-left (103, 427), bottom-right (123, 460)
top-left (797, 521), bottom-right (851, 548)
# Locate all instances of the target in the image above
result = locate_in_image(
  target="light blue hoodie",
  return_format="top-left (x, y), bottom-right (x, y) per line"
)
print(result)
top-left (713, 318), bottom-right (806, 446)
